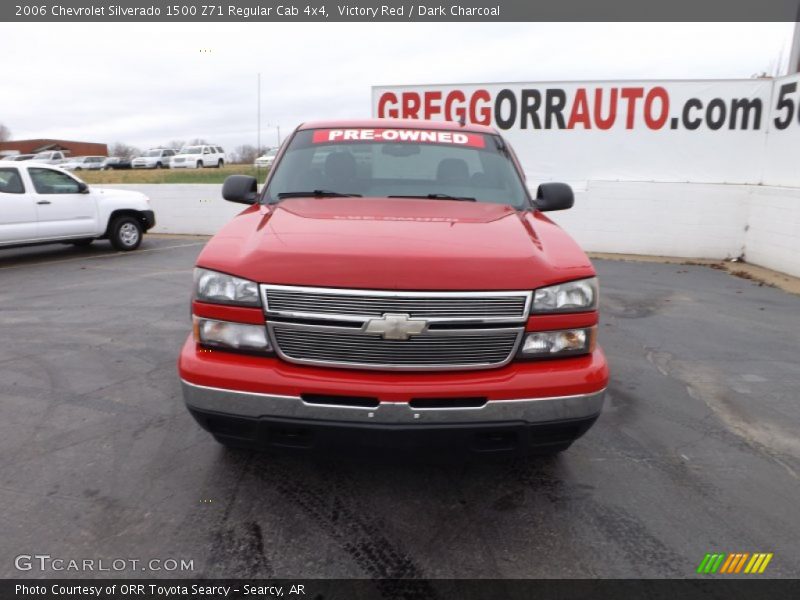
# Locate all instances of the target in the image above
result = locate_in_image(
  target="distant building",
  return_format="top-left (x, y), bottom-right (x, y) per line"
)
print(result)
top-left (0, 139), bottom-right (109, 157)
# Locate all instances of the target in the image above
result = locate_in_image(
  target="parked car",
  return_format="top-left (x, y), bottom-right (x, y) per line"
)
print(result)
top-left (1, 154), bottom-right (36, 161)
top-left (59, 156), bottom-right (107, 171)
top-left (170, 145), bottom-right (225, 169)
top-left (254, 148), bottom-right (278, 168)
top-left (178, 119), bottom-right (608, 455)
top-left (103, 157), bottom-right (132, 170)
top-left (0, 160), bottom-right (155, 251)
top-left (32, 150), bottom-right (68, 164)
top-left (131, 148), bottom-right (175, 169)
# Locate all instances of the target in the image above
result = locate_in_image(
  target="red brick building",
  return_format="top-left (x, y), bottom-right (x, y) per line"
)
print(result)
top-left (0, 139), bottom-right (108, 157)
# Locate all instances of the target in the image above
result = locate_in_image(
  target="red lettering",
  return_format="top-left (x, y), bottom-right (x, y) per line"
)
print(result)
top-left (594, 88), bottom-right (617, 130)
top-left (377, 93), bottom-right (398, 119)
top-left (424, 91), bottom-right (442, 119)
top-left (644, 86), bottom-right (669, 129)
top-left (620, 87), bottom-right (644, 129)
top-left (469, 89), bottom-right (491, 125)
top-left (401, 92), bottom-right (421, 119)
top-left (444, 90), bottom-right (466, 123)
top-left (567, 88), bottom-right (592, 129)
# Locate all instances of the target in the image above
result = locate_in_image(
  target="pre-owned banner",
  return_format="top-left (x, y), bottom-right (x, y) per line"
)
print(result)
top-left (372, 77), bottom-right (800, 186)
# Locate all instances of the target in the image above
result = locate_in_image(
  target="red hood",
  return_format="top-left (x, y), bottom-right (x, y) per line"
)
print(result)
top-left (196, 198), bottom-right (594, 290)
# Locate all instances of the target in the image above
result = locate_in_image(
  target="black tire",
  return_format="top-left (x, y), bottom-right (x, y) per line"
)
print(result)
top-left (74, 167), bottom-right (82, 171)
top-left (196, 160), bottom-right (203, 169)
top-left (155, 162), bottom-right (162, 169)
top-left (109, 216), bottom-right (143, 251)
top-left (217, 159), bottom-right (224, 168)
top-left (70, 239), bottom-right (94, 247)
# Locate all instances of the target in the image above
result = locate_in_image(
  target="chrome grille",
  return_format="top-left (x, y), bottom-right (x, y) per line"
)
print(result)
top-left (270, 323), bottom-right (522, 370)
top-left (264, 285), bottom-right (530, 322)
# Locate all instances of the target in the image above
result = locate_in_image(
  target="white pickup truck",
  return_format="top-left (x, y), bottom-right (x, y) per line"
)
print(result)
top-left (0, 161), bottom-right (155, 251)
top-left (32, 150), bottom-right (68, 164)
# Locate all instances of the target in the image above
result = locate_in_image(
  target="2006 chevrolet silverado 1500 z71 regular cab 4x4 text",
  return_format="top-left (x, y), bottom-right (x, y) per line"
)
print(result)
top-left (178, 119), bottom-right (608, 455)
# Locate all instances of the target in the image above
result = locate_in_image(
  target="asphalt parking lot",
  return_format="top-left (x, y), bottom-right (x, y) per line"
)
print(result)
top-left (1, 236), bottom-right (799, 580)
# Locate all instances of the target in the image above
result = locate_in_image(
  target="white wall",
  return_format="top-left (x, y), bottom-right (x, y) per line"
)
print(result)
top-left (550, 181), bottom-right (800, 277)
top-left (743, 186), bottom-right (800, 277)
top-left (111, 182), bottom-right (800, 278)
top-left (548, 181), bottom-right (751, 259)
top-left (107, 184), bottom-right (240, 235)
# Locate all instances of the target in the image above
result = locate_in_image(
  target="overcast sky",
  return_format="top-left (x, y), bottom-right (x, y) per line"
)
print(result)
top-left (0, 22), bottom-right (794, 152)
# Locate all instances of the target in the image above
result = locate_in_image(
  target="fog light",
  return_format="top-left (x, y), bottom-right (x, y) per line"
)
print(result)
top-left (194, 317), bottom-right (271, 352)
top-left (518, 327), bottom-right (595, 358)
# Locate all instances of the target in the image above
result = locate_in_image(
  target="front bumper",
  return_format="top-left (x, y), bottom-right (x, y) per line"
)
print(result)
top-left (179, 337), bottom-right (607, 452)
top-left (140, 210), bottom-right (156, 231)
top-left (170, 160), bottom-right (197, 169)
top-left (182, 379), bottom-right (604, 425)
top-left (187, 405), bottom-right (601, 454)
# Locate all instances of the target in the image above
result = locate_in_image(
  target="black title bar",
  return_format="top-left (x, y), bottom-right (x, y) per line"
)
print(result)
top-left (5, 579), bottom-right (800, 600)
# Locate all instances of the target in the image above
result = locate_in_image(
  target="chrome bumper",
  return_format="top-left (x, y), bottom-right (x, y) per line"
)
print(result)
top-left (181, 380), bottom-right (605, 425)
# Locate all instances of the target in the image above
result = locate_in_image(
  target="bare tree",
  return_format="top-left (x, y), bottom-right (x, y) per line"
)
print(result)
top-left (109, 142), bottom-right (141, 159)
top-left (165, 140), bottom-right (185, 150)
top-left (233, 144), bottom-right (259, 164)
top-left (0, 123), bottom-right (11, 142)
top-left (188, 138), bottom-right (209, 146)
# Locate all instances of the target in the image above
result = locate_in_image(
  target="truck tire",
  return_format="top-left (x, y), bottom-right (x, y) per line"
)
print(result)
top-left (109, 216), bottom-right (143, 251)
top-left (197, 160), bottom-right (203, 169)
top-left (155, 162), bottom-right (163, 169)
top-left (217, 159), bottom-right (224, 168)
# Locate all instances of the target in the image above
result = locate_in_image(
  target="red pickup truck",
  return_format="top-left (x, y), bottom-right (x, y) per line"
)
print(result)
top-left (178, 119), bottom-right (608, 455)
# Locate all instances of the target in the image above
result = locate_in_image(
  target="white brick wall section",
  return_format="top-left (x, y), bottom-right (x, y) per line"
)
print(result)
top-left (743, 186), bottom-right (800, 278)
top-left (548, 181), bottom-right (750, 260)
top-left (104, 183), bottom-right (800, 278)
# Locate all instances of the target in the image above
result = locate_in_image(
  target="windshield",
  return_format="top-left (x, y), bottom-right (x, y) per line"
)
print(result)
top-left (264, 128), bottom-right (530, 208)
top-left (144, 150), bottom-right (162, 157)
top-left (179, 146), bottom-right (202, 155)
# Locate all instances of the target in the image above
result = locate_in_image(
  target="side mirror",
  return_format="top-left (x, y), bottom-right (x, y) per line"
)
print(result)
top-left (535, 182), bottom-right (574, 212)
top-left (77, 182), bottom-right (89, 194)
top-left (222, 175), bottom-right (258, 205)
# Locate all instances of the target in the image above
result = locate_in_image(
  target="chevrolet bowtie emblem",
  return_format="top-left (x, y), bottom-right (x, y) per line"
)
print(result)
top-left (363, 313), bottom-right (428, 340)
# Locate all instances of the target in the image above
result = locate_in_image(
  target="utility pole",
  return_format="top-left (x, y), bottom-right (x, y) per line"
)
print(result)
top-left (257, 73), bottom-right (261, 155)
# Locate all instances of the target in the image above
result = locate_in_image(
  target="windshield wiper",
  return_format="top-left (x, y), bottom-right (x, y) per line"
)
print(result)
top-left (388, 194), bottom-right (476, 202)
top-left (277, 190), bottom-right (362, 199)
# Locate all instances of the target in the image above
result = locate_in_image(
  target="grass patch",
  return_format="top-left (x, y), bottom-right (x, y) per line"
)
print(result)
top-left (78, 164), bottom-right (269, 185)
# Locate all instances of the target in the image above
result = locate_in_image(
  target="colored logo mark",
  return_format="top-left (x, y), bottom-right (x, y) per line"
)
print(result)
top-left (696, 552), bottom-right (773, 574)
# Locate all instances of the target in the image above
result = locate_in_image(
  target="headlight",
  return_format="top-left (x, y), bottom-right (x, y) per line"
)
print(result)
top-left (532, 277), bottom-right (597, 313)
top-left (518, 327), bottom-right (596, 358)
top-left (194, 317), bottom-right (272, 352)
top-left (194, 268), bottom-right (260, 306)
